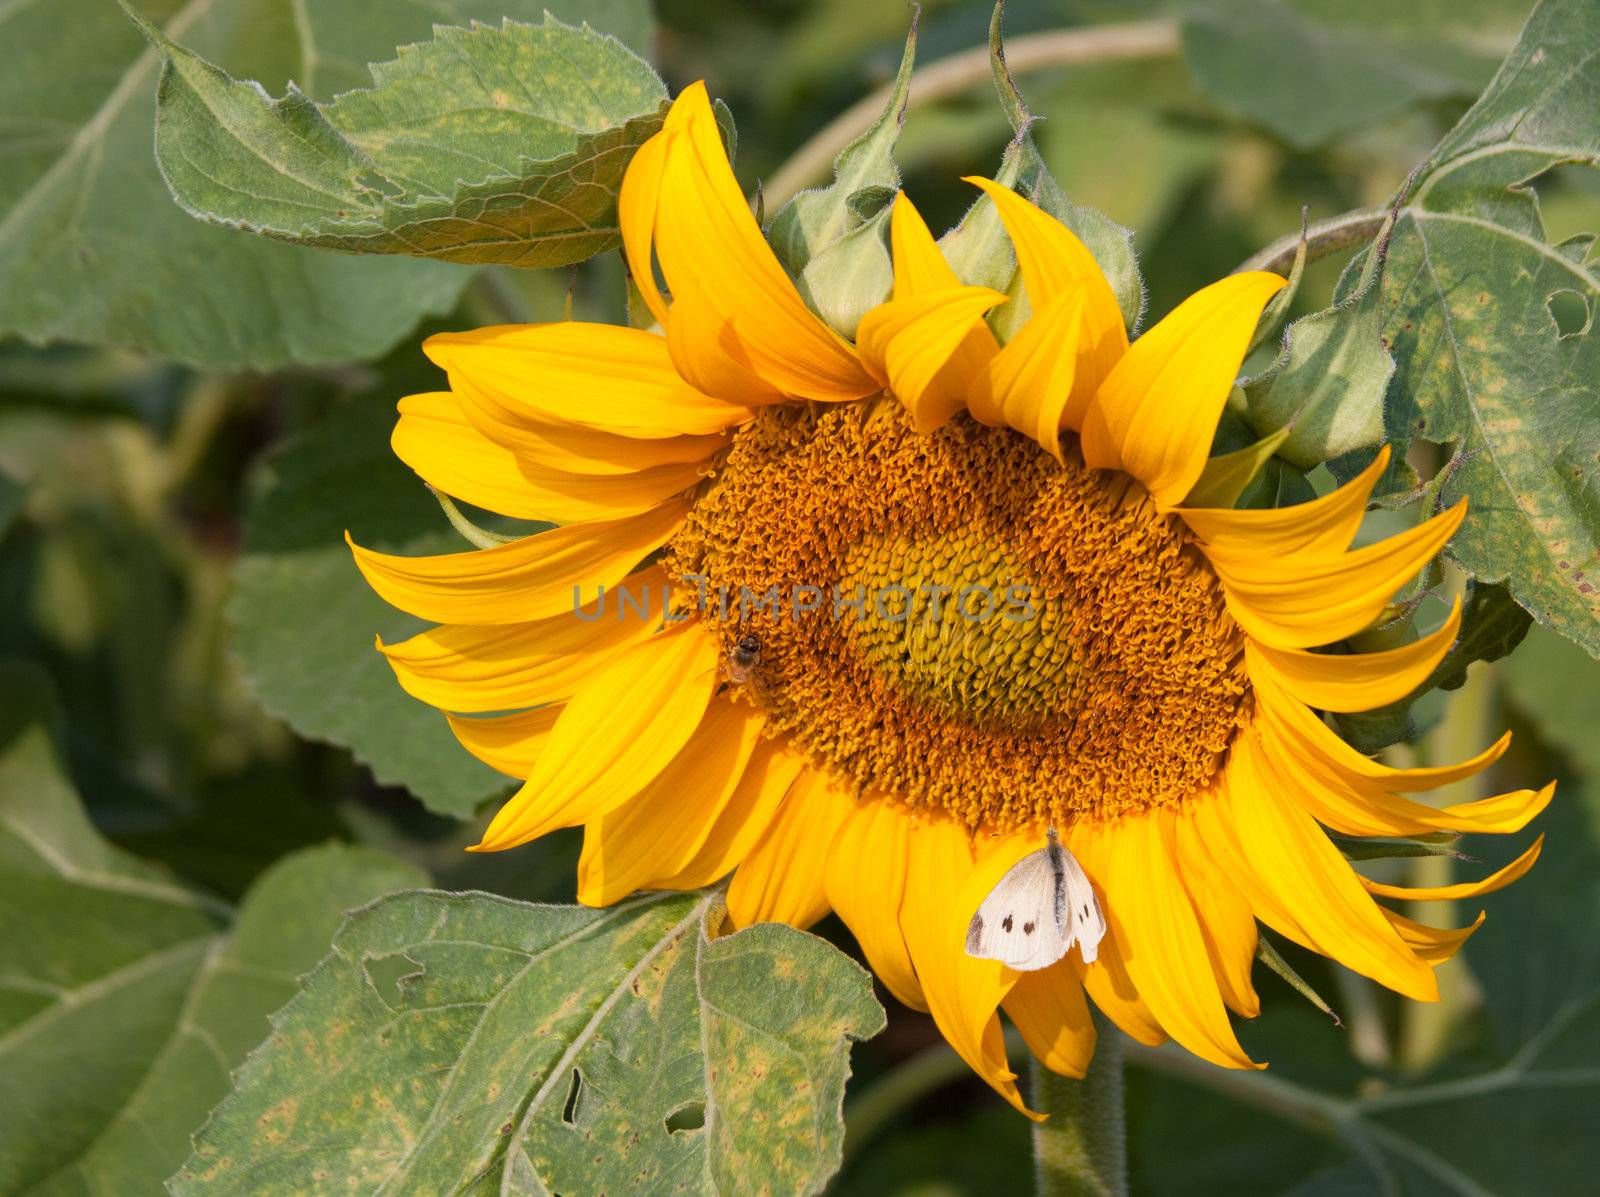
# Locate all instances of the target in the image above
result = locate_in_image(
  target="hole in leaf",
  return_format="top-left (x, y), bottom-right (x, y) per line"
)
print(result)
top-left (363, 952), bottom-right (420, 1009)
top-left (561, 1069), bottom-right (584, 1126)
top-left (1546, 289), bottom-right (1591, 338)
top-left (665, 1100), bottom-right (706, 1134)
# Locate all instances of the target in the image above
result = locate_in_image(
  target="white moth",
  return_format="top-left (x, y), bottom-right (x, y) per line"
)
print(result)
top-left (965, 828), bottom-right (1106, 971)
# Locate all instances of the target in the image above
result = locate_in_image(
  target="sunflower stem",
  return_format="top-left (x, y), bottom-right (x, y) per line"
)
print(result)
top-left (1234, 208), bottom-right (1389, 276)
top-left (1030, 1011), bottom-right (1127, 1197)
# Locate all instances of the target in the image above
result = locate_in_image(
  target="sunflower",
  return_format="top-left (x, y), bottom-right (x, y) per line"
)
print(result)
top-left (350, 82), bottom-right (1553, 1114)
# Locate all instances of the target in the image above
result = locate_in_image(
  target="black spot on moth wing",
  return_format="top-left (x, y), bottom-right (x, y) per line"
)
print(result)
top-left (1023, 922), bottom-right (1036, 935)
top-left (1002, 915), bottom-right (1014, 933)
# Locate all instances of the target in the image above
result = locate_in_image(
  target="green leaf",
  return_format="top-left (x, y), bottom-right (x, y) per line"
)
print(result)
top-left (766, 19), bottom-right (914, 335)
top-left (136, 9), bottom-right (669, 269)
top-left (0, 663), bottom-right (425, 1195)
top-left (938, 4), bottom-right (1145, 334)
top-left (1181, 0), bottom-right (1528, 149)
top-left (1255, 936), bottom-right (1340, 1026)
top-left (1370, 0), bottom-right (1600, 656)
top-left (1242, 237), bottom-right (1394, 470)
top-left (229, 401), bottom-right (515, 817)
top-left (0, 0), bottom-right (647, 368)
top-left (172, 889), bottom-right (885, 1195)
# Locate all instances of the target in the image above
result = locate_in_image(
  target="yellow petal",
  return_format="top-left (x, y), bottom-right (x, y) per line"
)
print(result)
top-left (1064, 822), bottom-right (1168, 1047)
top-left (890, 191), bottom-right (966, 297)
top-left (393, 392), bottom-right (708, 523)
top-left (963, 177), bottom-right (1128, 426)
top-left (1252, 663), bottom-right (1515, 793)
top-left (1170, 805), bottom-right (1260, 1018)
top-left (1207, 737), bottom-right (1438, 1001)
top-left (649, 83), bottom-right (876, 402)
top-left (1362, 835), bottom-right (1544, 901)
top-left (664, 273), bottom-right (791, 405)
top-left (656, 739), bottom-right (808, 889)
top-left (856, 286), bottom-right (1006, 432)
top-left (445, 705), bottom-right (561, 778)
top-left (1086, 272), bottom-right (1285, 506)
top-left (473, 620), bottom-right (720, 851)
top-left (1256, 705), bottom-right (1552, 838)
top-left (1178, 445), bottom-right (1391, 559)
top-left (391, 391), bottom-right (551, 520)
top-left (1103, 811), bottom-right (1259, 1069)
top-left (577, 698), bottom-right (766, 906)
top-left (1206, 502), bottom-right (1467, 649)
top-left (381, 583), bottom-right (660, 713)
top-left (1245, 596), bottom-right (1461, 714)
top-left (405, 391), bottom-right (728, 477)
top-left (885, 194), bottom-right (1001, 418)
top-left (618, 125), bottom-right (673, 327)
top-left (726, 767), bottom-right (855, 930)
top-left (825, 799), bottom-right (927, 1011)
top-left (1384, 908), bottom-right (1485, 965)
top-left (1003, 963), bottom-right (1097, 1079)
top-left (426, 322), bottom-right (750, 439)
top-left (902, 815), bottom-right (1034, 1116)
top-left (349, 499), bottom-right (687, 625)
top-left (969, 287), bottom-right (1085, 458)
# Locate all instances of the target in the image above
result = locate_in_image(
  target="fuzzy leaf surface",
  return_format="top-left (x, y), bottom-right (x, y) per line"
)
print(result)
top-left (143, 12), bottom-right (668, 268)
top-left (172, 890), bottom-right (885, 1196)
top-left (1373, 0), bottom-right (1600, 656)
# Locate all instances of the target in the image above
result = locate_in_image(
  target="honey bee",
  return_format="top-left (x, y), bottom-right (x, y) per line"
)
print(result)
top-left (726, 633), bottom-right (763, 686)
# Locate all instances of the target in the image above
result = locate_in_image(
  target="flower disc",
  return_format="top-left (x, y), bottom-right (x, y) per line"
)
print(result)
top-left (667, 402), bottom-right (1250, 830)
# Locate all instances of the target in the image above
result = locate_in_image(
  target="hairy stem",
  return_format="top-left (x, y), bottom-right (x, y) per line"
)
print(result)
top-left (762, 19), bottom-right (1180, 210)
top-left (1234, 208), bottom-right (1389, 276)
top-left (1032, 1010), bottom-right (1127, 1197)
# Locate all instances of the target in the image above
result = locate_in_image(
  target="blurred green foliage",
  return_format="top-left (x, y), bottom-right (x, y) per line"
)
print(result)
top-left (2, 0), bottom-right (1598, 1193)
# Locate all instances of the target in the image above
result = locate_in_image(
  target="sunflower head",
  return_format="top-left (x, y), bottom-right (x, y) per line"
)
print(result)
top-left (351, 81), bottom-right (1552, 1115)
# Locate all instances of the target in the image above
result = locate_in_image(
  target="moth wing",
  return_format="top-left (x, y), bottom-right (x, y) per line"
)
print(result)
top-left (965, 848), bottom-right (1070, 971)
top-left (1057, 844), bottom-right (1107, 964)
